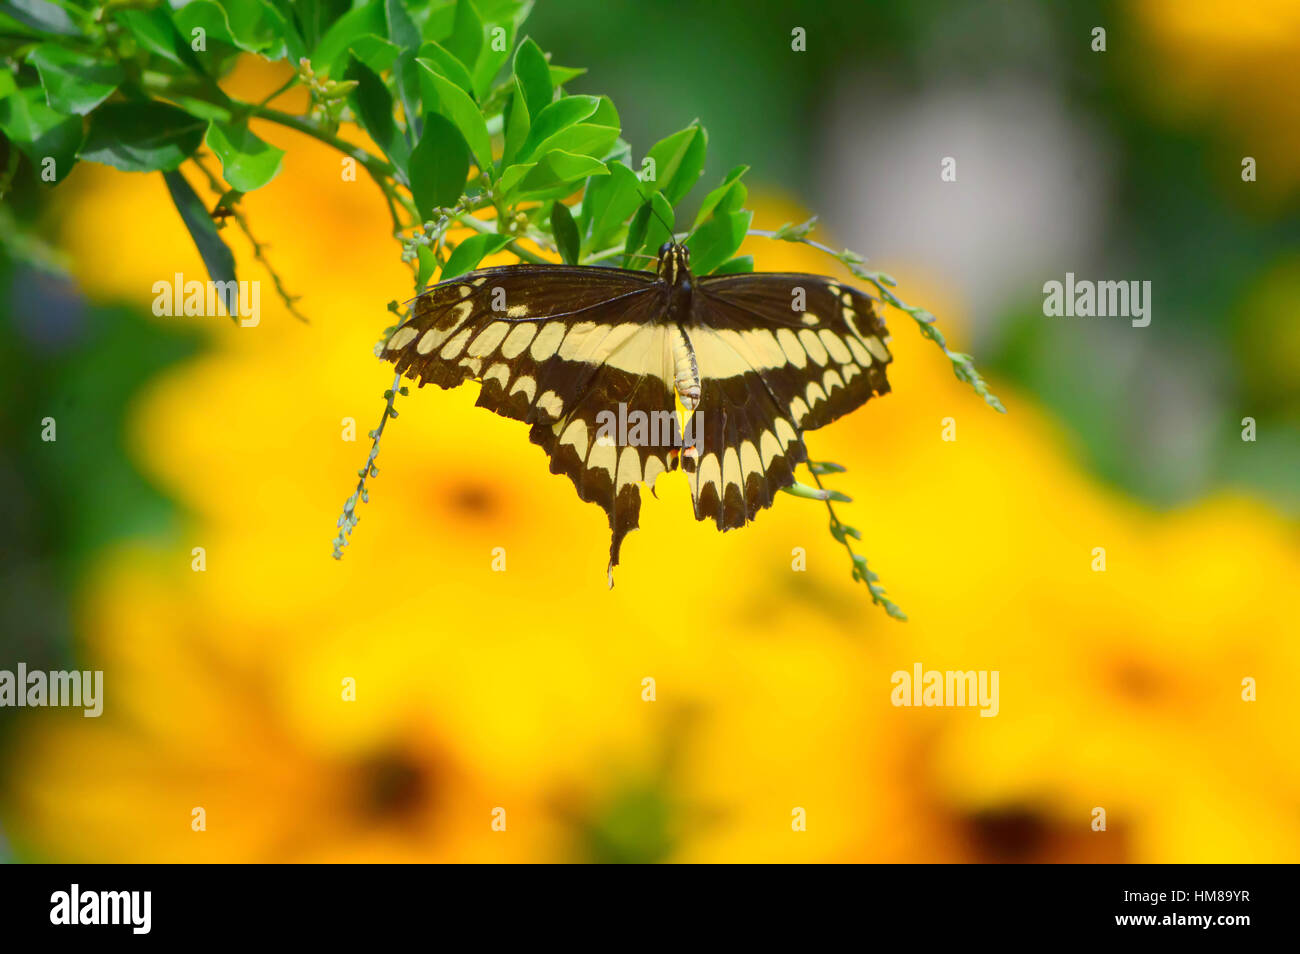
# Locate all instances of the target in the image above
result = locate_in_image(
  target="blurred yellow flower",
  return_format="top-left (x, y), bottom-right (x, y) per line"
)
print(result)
top-left (1135, 0), bottom-right (1300, 199)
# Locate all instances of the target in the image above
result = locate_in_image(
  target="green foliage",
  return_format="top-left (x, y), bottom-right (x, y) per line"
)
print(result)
top-left (0, 0), bottom-right (1000, 618)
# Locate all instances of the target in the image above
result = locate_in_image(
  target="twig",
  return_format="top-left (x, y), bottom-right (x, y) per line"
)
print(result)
top-left (190, 153), bottom-right (311, 323)
top-left (805, 463), bottom-right (907, 621)
top-left (333, 373), bottom-right (406, 559)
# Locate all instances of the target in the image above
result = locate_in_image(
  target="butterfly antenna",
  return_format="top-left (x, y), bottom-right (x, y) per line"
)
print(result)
top-left (644, 199), bottom-right (677, 242)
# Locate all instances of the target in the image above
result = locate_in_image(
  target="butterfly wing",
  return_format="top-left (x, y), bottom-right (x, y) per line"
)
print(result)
top-left (382, 265), bottom-right (679, 578)
top-left (683, 274), bottom-right (893, 529)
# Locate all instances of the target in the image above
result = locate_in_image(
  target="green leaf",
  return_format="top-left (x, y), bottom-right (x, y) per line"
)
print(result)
top-left (383, 0), bottom-right (419, 48)
top-left (509, 150), bottom-right (606, 201)
top-left (441, 232), bottom-right (511, 280)
top-left (416, 244), bottom-right (436, 286)
top-left (512, 37), bottom-right (551, 117)
top-left (0, 0), bottom-right (80, 36)
top-left (442, 0), bottom-right (483, 73)
top-left (27, 45), bottom-right (122, 116)
top-left (417, 62), bottom-right (493, 174)
top-left (500, 82), bottom-right (529, 168)
top-left (348, 33), bottom-right (400, 74)
top-left (548, 64), bottom-right (586, 87)
top-left (313, 0), bottom-right (386, 77)
top-left (347, 56), bottom-right (408, 175)
top-left (692, 165), bottom-right (748, 228)
top-left (161, 169), bottom-right (238, 295)
top-left (780, 482), bottom-right (850, 503)
top-left (623, 192), bottom-right (672, 268)
top-left (516, 94), bottom-right (598, 161)
top-left (471, 13), bottom-right (513, 100)
top-left (688, 208), bottom-right (752, 276)
top-left (290, 0), bottom-right (327, 50)
top-left (114, 8), bottom-right (192, 67)
top-left (204, 119), bottom-right (285, 192)
top-left (391, 48), bottom-right (421, 144)
top-left (0, 86), bottom-right (81, 183)
top-left (171, 1), bottom-right (239, 51)
top-left (713, 255), bottom-right (753, 275)
top-left (641, 123), bottom-right (706, 205)
top-left (214, 0), bottom-right (301, 60)
top-left (495, 160), bottom-right (534, 197)
top-left (416, 40), bottom-right (476, 97)
top-left (579, 159), bottom-right (641, 254)
top-left (590, 95), bottom-right (619, 129)
top-left (408, 111), bottom-right (470, 219)
top-left (383, 0), bottom-right (421, 141)
top-left (80, 102), bottom-right (205, 173)
top-left (622, 204), bottom-right (649, 269)
top-left (549, 201), bottom-right (579, 265)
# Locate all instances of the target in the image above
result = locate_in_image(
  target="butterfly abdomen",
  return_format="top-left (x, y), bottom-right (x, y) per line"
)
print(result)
top-left (670, 324), bottom-right (701, 410)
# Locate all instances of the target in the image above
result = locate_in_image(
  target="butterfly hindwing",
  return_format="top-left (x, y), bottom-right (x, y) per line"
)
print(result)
top-left (682, 274), bottom-right (892, 530)
top-left (382, 266), bottom-right (678, 575)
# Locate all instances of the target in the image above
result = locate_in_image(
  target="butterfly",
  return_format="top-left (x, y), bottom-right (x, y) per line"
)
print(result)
top-left (382, 241), bottom-right (893, 583)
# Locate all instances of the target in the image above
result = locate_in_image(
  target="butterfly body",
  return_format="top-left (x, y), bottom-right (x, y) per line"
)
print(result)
top-left (384, 242), bottom-right (893, 582)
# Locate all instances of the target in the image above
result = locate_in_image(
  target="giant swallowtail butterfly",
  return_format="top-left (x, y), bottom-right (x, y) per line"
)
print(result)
top-left (382, 241), bottom-right (893, 582)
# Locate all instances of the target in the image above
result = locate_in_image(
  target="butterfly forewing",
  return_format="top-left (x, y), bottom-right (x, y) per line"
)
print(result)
top-left (382, 265), bottom-right (679, 576)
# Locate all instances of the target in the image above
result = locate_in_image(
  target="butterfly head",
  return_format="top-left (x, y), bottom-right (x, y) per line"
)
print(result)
top-left (657, 241), bottom-right (692, 288)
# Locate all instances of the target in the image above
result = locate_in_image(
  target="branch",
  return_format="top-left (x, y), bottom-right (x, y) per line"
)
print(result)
top-left (190, 153), bottom-right (311, 323)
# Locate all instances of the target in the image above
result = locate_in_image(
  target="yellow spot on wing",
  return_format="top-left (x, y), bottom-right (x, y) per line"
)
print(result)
top-left (818, 330), bottom-right (853, 363)
top-left (788, 397), bottom-right (810, 425)
top-left (846, 336), bottom-right (873, 366)
top-left (510, 375), bottom-right (536, 402)
top-left (643, 455), bottom-right (665, 489)
top-left (529, 323), bottom-right (565, 360)
top-left (722, 447), bottom-right (743, 495)
top-left (484, 362), bottom-right (510, 388)
top-left (387, 326), bottom-right (417, 350)
top-left (560, 419), bottom-right (588, 458)
top-left (417, 326), bottom-right (453, 354)
top-left (587, 440), bottom-right (616, 477)
top-left (536, 390), bottom-right (564, 418)
top-left (798, 329), bottom-right (829, 366)
top-left (616, 446), bottom-right (642, 489)
top-left (501, 323), bottom-right (537, 358)
top-left (776, 328), bottom-right (807, 368)
top-left (468, 322), bottom-right (510, 357)
top-left (695, 452), bottom-right (721, 495)
top-left (440, 327), bottom-right (472, 359)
